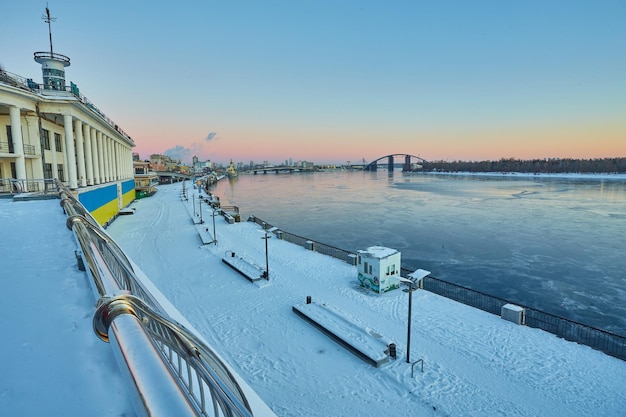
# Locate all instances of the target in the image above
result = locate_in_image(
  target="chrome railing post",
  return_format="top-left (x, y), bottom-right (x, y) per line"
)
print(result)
top-left (94, 295), bottom-right (198, 417)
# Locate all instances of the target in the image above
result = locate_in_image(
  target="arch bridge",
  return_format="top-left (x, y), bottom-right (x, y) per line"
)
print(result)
top-left (363, 154), bottom-right (429, 172)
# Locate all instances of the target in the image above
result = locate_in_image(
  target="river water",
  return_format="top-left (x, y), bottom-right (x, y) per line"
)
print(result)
top-left (209, 170), bottom-right (626, 336)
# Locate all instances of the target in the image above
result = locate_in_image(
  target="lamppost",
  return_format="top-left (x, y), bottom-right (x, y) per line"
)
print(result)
top-left (261, 222), bottom-right (271, 280)
top-left (211, 208), bottom-right (217, 245)
top-left (399, 277), bottom-right (416, 363)
top-left (198, 198), bottom-right (204, 224)
top-left (399, 269), bottom-right (430, 364)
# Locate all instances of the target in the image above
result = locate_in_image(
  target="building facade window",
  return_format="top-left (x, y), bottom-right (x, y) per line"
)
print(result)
top-left (43, 163), bottom-right (53, 179)
top-left (57, 164), bottom-right (64, 182)
top-left (54, 132), bottom-right (62, 152)
top-left (5, 125), bottom-right (14, 153)
top-left (43, 68), bottom-right (65, 78)
top-left (42, 129), bottom-right (50, 150)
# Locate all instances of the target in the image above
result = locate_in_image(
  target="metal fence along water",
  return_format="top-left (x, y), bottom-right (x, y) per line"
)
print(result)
top-left (418, 275), bottom-right (626, 361)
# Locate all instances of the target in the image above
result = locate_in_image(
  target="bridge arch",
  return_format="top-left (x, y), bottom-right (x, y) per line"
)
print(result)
top-left (363, 154), bottom-right (429, 172)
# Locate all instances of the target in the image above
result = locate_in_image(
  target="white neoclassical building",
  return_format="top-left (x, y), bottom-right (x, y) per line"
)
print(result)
top-left (1, 26), bottom-right (136, 225)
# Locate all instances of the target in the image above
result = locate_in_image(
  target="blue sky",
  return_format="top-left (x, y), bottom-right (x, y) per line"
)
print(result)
top-left (2, 1), bottom-right (625, 164)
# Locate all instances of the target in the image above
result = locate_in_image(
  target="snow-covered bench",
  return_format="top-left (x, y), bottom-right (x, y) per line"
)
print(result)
top-left (222, 251), bottom-right (265, 282)
top-left (293, 300), bottom-right (394, 367)
top-left (223, 212), bottom-right (235, 224)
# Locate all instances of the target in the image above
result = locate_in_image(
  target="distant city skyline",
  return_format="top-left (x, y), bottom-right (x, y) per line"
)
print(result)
top-left (2, 1), bottom-right (624, 165)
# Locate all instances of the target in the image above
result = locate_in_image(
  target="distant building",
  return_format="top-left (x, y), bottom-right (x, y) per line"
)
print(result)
top-left (295, 160), bottom-right (314, 169)
top-left (192, 156), bottom-right (213, 174)
top-left (357, 246), bottom-right (401, 294)
top-left (133, 161), bottom-right (158, 198)
top-left (149, 154), bottom-right (180, 172)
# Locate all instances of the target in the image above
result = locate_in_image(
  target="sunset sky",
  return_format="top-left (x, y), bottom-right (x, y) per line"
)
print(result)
top-left (2, 1), bottom-right (625, 165)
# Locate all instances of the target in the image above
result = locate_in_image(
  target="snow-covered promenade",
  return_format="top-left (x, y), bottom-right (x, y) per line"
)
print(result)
top-left (109, 184), bottom-right (626, 416)
top-left (2, 183), bottom-right (626, 416)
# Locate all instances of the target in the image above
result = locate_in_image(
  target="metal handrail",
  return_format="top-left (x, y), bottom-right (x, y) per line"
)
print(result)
top-left (94, 294), bottom-right (253, 417)
top-left (58, 183), bottom-right (262, 417)
top-left (34, 51), bottom-right (72, 64)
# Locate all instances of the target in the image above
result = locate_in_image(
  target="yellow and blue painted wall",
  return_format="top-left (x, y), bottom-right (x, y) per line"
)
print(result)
top-left (78, 179), bottom-right (135, 225)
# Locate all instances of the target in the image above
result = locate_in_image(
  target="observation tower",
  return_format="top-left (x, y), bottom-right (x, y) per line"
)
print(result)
top-left (33, 5), bottom-right (71, 91)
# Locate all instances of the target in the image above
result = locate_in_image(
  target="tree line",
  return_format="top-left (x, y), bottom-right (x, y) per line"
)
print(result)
top-left (422, 157), bottom-right (626, 174)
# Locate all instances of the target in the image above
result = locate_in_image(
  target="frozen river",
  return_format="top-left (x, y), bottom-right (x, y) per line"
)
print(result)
top-left (211, 171), bottom-right (626, 336)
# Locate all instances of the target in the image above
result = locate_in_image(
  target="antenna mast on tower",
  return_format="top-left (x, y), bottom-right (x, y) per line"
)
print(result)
top-left (34, 3), bottom-right (70, 91)
top-left (42, 3), bottom-right (56, 55)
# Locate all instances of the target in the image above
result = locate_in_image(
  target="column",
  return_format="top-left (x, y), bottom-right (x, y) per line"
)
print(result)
top-left (97, 131), bottom-right (104, 183)
top-left (25, 115), bottom-right (44, 180)
top-left (112, 141), bottom-right (117, 180)
top-left (91, 128), bottom-right (100, 185)
top-left (109, 138), bottom-right (117, 181)
top-left (103, 135), bottom-right (110, 182)
top-left (83, 123), bottom-right (94, 185)
top-left (111, 140), bottom-right (117, 180)
top-left (74, 119), bottom-right (87, 187)
top-left (124, 145), bottom-right (131, 179)
top-left (50, 132), bottom-right (59, 180)
top-left (63, 114), bottom-right (78, 189)
top-left (114, 142), bottom-right (120, 180)
top-left (108, 137), bottom-right (114, 181)
top-left (128, 147), bottom-right (133, 178)
top-left (9, 106), bottom-right (27, 180)
top-left (60, 128), bottom-right (69, 182)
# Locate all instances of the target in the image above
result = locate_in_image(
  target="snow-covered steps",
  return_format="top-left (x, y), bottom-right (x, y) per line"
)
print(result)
top-left (222, 251), bottom-right (266, 282)
top-left (293, 300), bottom-right (394, 367)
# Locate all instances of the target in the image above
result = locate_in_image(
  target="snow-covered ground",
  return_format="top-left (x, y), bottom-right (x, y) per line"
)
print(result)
top-left (0, 198), bottom-right (133, 416)
top-left (2, 182), bottom-right (625, 416)
top-left (107, 183), bottom-right (626, 417)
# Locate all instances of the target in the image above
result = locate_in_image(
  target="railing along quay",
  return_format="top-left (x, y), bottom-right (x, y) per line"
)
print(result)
top-left (58, 183), bottom-right (270, 417)
top-left (249, 216), bottom-right (355, 264)
top-left (415, 274), bottom-right (626, 361)
top-left (0, 178), bottom-right (59, 195)
top-left (250, 215), bottom-right (626, 361)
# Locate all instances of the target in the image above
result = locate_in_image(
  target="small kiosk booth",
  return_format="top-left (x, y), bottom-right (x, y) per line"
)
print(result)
top-left (357, 246), bottom-right (401, 294)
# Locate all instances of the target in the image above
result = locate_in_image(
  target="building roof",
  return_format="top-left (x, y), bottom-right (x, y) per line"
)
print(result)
top-left (357, 245), bottom-right (399, 259)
